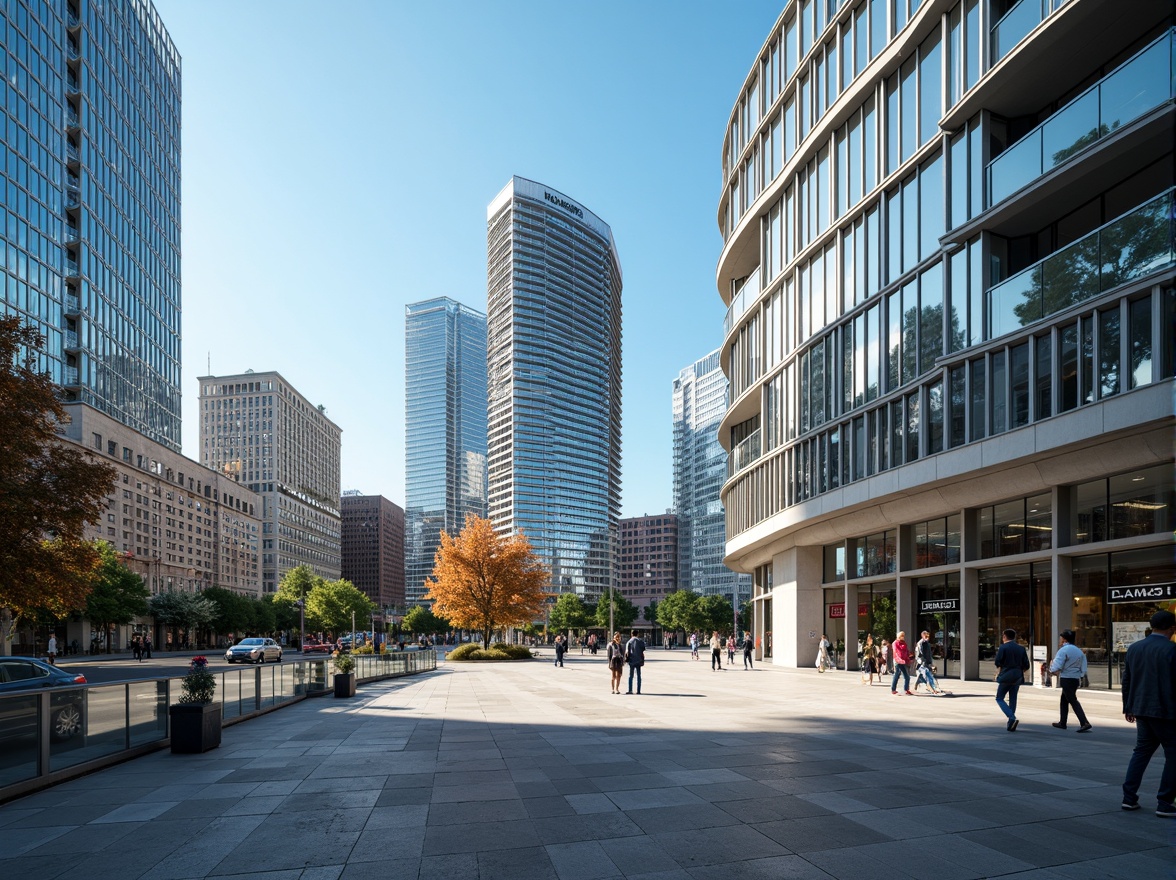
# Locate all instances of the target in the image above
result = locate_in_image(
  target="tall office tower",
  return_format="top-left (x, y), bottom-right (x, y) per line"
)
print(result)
top-left (199, 371), bottom-right (342, 592)
top-left (486, 177), bottom-right (623, 601)
top-left (719, 1), bottom-right (1173, 678)
top-left (404, 297), bottom-right (488, 606)
top-left (672, 350), bottom-right (752, 606)
top-left (618, 513), bottom-right (678, 630)
top-left (341, 492), bottom-right (406, 611)
top-left (0, 0), bottom-right (182, 448)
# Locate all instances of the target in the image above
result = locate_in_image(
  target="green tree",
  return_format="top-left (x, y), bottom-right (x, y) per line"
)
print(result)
top-left (265, 592), bottom-right (299, 634)
top-left (305, 578), bottom-right (374, 634)
top-left (697, 594), bottom-right (735, 635)
top-left (644, 598), bottom-right (658, 623)
top-left (656, 589), bottom-right (702, 635)
top-left (274, 564), bottom-right (321, 603)
top-left (250, 595), bottom-right (277, 635)
top-left (549, 593), bottom-right (591, 634)
top-left (594, 588), bottom-right (638, 631)
top-left (738, 599), bottom-right (754, 636)
top-left (150, 591), bottom-right (217, 647)
top-left (82, 541), bottom-right (149, 653)
top-left (0, 316), bottom-right (117, 653)
top-left (201, 587), bottom-right (251, 637)
top-left (402, 605), bottom-right (448, 637)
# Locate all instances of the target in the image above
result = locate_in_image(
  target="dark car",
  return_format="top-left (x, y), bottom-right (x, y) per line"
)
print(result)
top-left (0, 657), bottom-right (87, 741)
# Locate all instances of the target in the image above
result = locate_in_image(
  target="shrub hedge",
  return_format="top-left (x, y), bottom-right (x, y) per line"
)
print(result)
top-left (447, 643), bottom-right (534, 661)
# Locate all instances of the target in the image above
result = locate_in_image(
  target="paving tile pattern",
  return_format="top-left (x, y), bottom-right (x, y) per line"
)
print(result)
top-left (0, 651), bottom-right (1172, 879)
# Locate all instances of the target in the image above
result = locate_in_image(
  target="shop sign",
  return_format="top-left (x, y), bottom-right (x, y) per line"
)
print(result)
top-left (1107, 583), bottom-right (1176, 604)
top-left (919, 598), bottom-right (959, 613)
top-left (828, 603), bottom-right (871, 618)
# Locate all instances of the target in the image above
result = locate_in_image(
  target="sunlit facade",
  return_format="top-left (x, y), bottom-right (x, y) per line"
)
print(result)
top-left (404, 297), bottom-right (487, 606)
top-left (719, 0), bottom-right (1174, 682)
top-left (486, 177), bottom-right (623, 601)
top-left (0, 0), bottom-right (182, 448)
top-left (673, 350), bottom-right (752, 605)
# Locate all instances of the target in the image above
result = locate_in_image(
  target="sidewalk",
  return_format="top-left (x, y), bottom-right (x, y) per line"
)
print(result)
top-left (0, 650), bottom-right (1171, 880)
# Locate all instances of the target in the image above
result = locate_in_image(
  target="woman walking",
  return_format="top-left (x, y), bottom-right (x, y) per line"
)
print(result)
top-left (816, 634), bottom-right (834, 672)
top-left (879, 638), bottom-right (891, 677)
top-left (607, 632), bottom-right (625, 694)
top-left (860, 634), bottom-right (876, 684)
top-left (890, 631), bottom-right (912, 694)
top-left (710, 631), bottom-right (724, 670)
top-left (726, 635), bottom-right (736, 665)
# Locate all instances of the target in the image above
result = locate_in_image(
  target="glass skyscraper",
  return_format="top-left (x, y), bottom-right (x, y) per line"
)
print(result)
top-left (672, 349), bottom-right (750, 604)
top-left (1, 0), bottom-right (182, 448)
top-left (485, 177), bottom-right (622, 601)
top-left (404, 297), bottom-right (487, 606)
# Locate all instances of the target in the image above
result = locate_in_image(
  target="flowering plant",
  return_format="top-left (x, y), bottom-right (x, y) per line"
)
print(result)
top-left (178, 655), bottom-right (216, 704)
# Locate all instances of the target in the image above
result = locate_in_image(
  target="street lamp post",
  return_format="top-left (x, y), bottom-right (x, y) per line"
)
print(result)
top-left (296, 600), bottom-right (305, 653)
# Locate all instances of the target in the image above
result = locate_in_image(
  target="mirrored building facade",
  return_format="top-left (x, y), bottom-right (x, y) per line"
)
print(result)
top-left (486, 177), bottom-right (623, 601)
top-left (673, 350), bottom-right (752, 604)
top-left (1, 0), bottom-right (182, 448)
top-left (404, 297), bottom-right (487, 606)
top-left (719, 0), bottom-right (1174, 684)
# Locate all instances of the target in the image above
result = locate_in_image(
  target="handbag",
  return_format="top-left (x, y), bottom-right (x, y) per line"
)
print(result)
top-left (1078, 673), bottom-right (1089, 688)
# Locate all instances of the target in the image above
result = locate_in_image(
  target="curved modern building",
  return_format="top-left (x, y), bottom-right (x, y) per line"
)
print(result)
top-left (486, 177), bottom-right (623, 600)
top-left (718, 0), bottom-right (1174, 687)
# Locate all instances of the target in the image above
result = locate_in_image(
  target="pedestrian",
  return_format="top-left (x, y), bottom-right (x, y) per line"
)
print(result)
top-left (890, 631), bottom-right (912, 693)
top-left (132, 635), bottom-right (142, 662)
top-left (726, 634), bottom-right (736, 665)
top-left (47, 633), bottom-right (57, 665)
top-left (860, 633), bottom-right (876, 684)
top-left (1049, 629), bottom-right (1092, 732)
top-left (816, 634), bottom-right (834, 672)
top-left (554, 634), bottom-right (565, 667)
top-left (690, 631), bottom-right (699, 660)
top-left (144, 635), bottom-right (152, 659)
top-left (914, 631), bottom-right (944, 694)
top-left (710, 631), bottom-right (724, 670)
top-left (1120, 609), bottom-right (1176, 817)
top-left (624, 630), bottom-right (646, 694)
top-left (742, 632), bottom-right (754, 669)
top-left (607, 632), bottom-right (625, 694)
top-left (994, 628), bottom-right (1030, 731)
top-left (880, 638), bottom-right (890, 676)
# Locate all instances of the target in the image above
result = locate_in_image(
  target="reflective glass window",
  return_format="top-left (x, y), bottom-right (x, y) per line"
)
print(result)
top-left (1129, 296), bottom-right (1151, 389)
top-left (1099, 306), bottom-right (1120, 398)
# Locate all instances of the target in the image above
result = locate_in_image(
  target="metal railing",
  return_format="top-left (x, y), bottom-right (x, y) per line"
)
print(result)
top-left (728, 428), bottom-right (762, 476)
top-left (986, 188), bottom-right (1175, 340)
top-left (0, 652), bottom-right (436, 803)
top-left (988, 30), bottom-right (1175, 207)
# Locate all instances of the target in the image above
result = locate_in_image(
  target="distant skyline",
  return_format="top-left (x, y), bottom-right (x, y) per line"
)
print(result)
top-left (155, 0), bottom-right (783, 517)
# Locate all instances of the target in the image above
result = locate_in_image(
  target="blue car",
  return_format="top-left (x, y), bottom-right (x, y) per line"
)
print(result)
top-left (0, 657), bottom-right (87, 741)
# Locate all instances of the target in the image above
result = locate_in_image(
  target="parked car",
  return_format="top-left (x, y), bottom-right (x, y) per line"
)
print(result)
top-left (300, 639), bottom-right (332, 654)
top-left (224, 637), bottom-right (283, 664)
top-left (0, 657), bottom-right (87, 741)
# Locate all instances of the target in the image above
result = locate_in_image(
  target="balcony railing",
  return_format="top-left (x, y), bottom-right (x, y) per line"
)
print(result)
top-left (66, 173), bottom-right (80, 191)
top-left (65, 106), bottom-right (80, 128)
top-left (728, 428), bottom-right (762, 476)
top-left (65, 225), bottom-right (80, 242)
top-left (66, 141), bottom-right (80, 163)
top-left (64, 293), bottom-right (80, 313)
top-left (64, 330), bottom-right (78, 349)
top-left (64, 366), bottom-right (79, 385)
top-left (986, 188), bottom-right (1175, 340)
top-left (66, 191), bottom-right (80, 209)
top-left (723, 266), bottom-right (761, 339)
top-left (65, 258), bottom-right (79, 276)
top-left (988, 30), bottom-right (1174, 206)
top-left (991, 0), bottom-right (1068, 64)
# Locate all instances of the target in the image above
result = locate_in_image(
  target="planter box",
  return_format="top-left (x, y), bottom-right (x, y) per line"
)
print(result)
top-left (169, 702), bottom-right (222, 753)
top-left (334, 672), bottom-right (357, 698)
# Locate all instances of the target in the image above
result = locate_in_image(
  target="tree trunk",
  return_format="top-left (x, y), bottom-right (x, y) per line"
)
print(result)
top-left (0, 607), bottom-right (12, 656)
top-left (482, 627), bottom-right (492, 650)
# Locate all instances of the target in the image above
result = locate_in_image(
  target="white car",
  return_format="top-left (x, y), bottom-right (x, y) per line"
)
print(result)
top-left (224, 637), bottom-right (283, 664)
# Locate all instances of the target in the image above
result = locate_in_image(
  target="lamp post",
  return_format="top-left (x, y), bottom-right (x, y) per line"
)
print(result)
top-left (296, 599), bottom-right (305, 653)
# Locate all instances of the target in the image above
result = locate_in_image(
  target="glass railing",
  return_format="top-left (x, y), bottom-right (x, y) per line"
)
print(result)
top-left (64, 330), bottom-right (78, 348)
top-left (64, 293), bottom-right (80, 312)
top-left (65, 258), bottom-right (79, 276)
top-left (729, 428), bottom-right (762, 476)
top-left (65, 225), bottom-right (80, 242)
top-left (991, 0), bottom-right (1067, 63)
top-left (66, 173), bottom-right (80, 190)
top-left (66, 192), bottom-right (80, 209)
top-left (67, 11), bottom-right (79, 28)
top-left (64, 366), bottom-right (79, 384)
top-left (66, 107), bottom-right (80, 127)
top-left (988, 30), bottom-right (1174, 206)
top-left (986, 189), bottom-right (1174, 340)
top-left (723, 266), bottom-right (761, 338)
top-left (66, 142), bottom-right (80, 162)
top-left (0, 652), bottom-right (437, 800)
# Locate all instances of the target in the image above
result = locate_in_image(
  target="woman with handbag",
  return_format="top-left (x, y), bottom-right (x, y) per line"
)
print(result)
top-left (1048, 629), bottom-right (1092, 732)
top-left (607, 632), bottom-right (625, 694)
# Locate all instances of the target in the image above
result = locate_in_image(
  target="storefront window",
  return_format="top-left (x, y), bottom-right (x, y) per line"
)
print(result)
top-left (850, 530), bottom-right (896, 577)
top-left (1072, 463), bottom-right (1174, 544)
top-left (979, 493), bottom-right (1052, 556)
top-left (856, 582), bottom-right (896, 669)
top-left (977, 563), bottom-right (1051, 678)
top-left (912, 514), bottom-right (962, 568)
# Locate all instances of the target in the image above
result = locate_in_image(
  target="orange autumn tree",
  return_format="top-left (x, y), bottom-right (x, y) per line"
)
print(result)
top-left (425, 515), bottom-right (549, 649)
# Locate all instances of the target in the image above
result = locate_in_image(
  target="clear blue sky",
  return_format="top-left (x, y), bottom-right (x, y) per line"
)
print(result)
top-left (155, 0), bottom-right (782, 517)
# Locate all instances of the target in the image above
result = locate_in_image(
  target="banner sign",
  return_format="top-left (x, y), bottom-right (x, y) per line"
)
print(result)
top-left (1107, 583), bottom-right (1176, 604)
top-left (919, 598), bottom-right (960, 613)
top-left (828, 603), bottom-right (871, 618)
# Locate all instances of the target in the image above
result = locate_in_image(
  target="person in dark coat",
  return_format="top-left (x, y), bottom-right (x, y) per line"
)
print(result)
top-left (624, 631), bottom-right (646, 694)
top-left (994, 628), bottom-right (1030, 731)
top-left (1121, 609), bottom-right (1176, 817)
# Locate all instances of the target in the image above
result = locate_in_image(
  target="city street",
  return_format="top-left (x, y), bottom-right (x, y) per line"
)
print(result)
top-left (55, 653), bottom-right (308, 685)
top-left (0, 649), bottom-right (1171, 880)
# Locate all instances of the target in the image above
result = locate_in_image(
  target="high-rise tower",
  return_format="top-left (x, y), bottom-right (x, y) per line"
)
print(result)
top-left (1, 0), bottom-right (182, 447)
top-left (404, 298), bottom-right (487, 606)
top-left (485, 177), bottom-right (623, 600)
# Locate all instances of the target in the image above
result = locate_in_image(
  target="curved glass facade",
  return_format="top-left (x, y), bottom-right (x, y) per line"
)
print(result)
top-left (404, 297), bottom-right (488, 606)
top-left (486, 177), bottom-right (622, 600)
top-left (719, 0), bottom-right (1175, 680)
top-left (1, 0), bottom-right (181, 448)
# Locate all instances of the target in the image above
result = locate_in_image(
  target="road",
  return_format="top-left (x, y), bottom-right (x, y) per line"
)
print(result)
top-left (56, 652), bottom-right (311, 683)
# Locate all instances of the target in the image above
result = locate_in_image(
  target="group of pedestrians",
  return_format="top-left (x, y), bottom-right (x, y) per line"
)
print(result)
top-left (606, 631), bottom-right (646, 694)
top-left (131, 633), bottom-right (152, 661)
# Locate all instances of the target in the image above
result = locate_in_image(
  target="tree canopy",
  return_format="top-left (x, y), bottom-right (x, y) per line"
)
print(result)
top-left (549, 592), bottom-right (592, 633)
top-left (401, 605), bottom-right (448, 637)
top-left (83, 542), bottom-right (149, 652)
top-left (305, 578), bottom-right (374, 634)
top-left (425, 515), bottom-right (549, 648)
top-left (594, 587), bottom-right (638, 631)
top-left (150, 591), bottom-right (217, 636)
top-left (697, 594), bottom-right (735, 635)
top-left (655, 589), bottom-right (704, 635)
top-left (0, 316), bottom-right (117, 653)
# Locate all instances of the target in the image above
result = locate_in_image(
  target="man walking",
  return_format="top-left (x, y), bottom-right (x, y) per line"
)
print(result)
top-left (914, 631), bottom-right (944, 694)
top-left (743, 632), bottom-right (754, 669)
top-left (47, 633), bottom-right (57, 665)
top-left (1121, 609), bottom-right (1176, 817)
top-left (1049, 629), bottom-right (1092, 732)
top-left (624, 630), bottom-right (646, 694)
top-left (554, 634), bottom-right (565, 667)
top-left (994, 628), bottom-right (1030, 731)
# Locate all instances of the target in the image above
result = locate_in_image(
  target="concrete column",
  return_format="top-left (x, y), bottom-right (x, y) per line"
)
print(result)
top-left (775, 545), bottom-right (823, 668)
top-left (961, 565), bottom-right (980, 681)
top-left (896, 574), bottom-right (915, 645)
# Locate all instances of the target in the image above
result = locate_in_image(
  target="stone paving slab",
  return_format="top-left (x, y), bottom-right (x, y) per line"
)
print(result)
top-left (0, 650), bottom-right (1173, 880)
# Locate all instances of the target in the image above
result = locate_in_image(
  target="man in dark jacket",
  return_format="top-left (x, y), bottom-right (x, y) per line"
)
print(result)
top-left (994, 629), bottom-right (1030, 731)
top-left (624, 631), bottom-right (646, 695)
top-left (1121, 609), bottom-right (1176, 817)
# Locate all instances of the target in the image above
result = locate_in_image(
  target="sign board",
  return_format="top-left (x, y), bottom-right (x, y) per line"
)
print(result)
top-left (919, 598), bottom-right (960, 613)
top-left (1107, 583), bottom-right (1176, 604)
top-left (1112, 621), bottom-right (1152, 651)
top-left (1032, 645), bottom-right (1048, 661)
top-left (828, 603), bottom-right (871, 619)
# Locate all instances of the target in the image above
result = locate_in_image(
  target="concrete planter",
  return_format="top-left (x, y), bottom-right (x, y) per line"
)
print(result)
top-left (334, 672), bottom-right (357, 698)
top-left (169, 702), bottom-right (222, 753)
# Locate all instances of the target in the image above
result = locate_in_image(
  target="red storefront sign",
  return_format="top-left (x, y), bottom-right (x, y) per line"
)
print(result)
top-left (828, 603), bottom-right (871, 618)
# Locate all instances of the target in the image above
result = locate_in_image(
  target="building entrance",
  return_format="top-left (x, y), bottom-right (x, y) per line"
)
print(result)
top-left (915, 574), bottom-right (960, 679)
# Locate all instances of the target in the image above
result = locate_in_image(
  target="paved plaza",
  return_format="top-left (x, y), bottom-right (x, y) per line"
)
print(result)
top-left (0, 649), bottom-right (1172, 880)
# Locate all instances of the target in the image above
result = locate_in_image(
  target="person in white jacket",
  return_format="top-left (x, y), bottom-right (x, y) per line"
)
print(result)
top-left (1049, 629), bottom-right (1092, 733)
